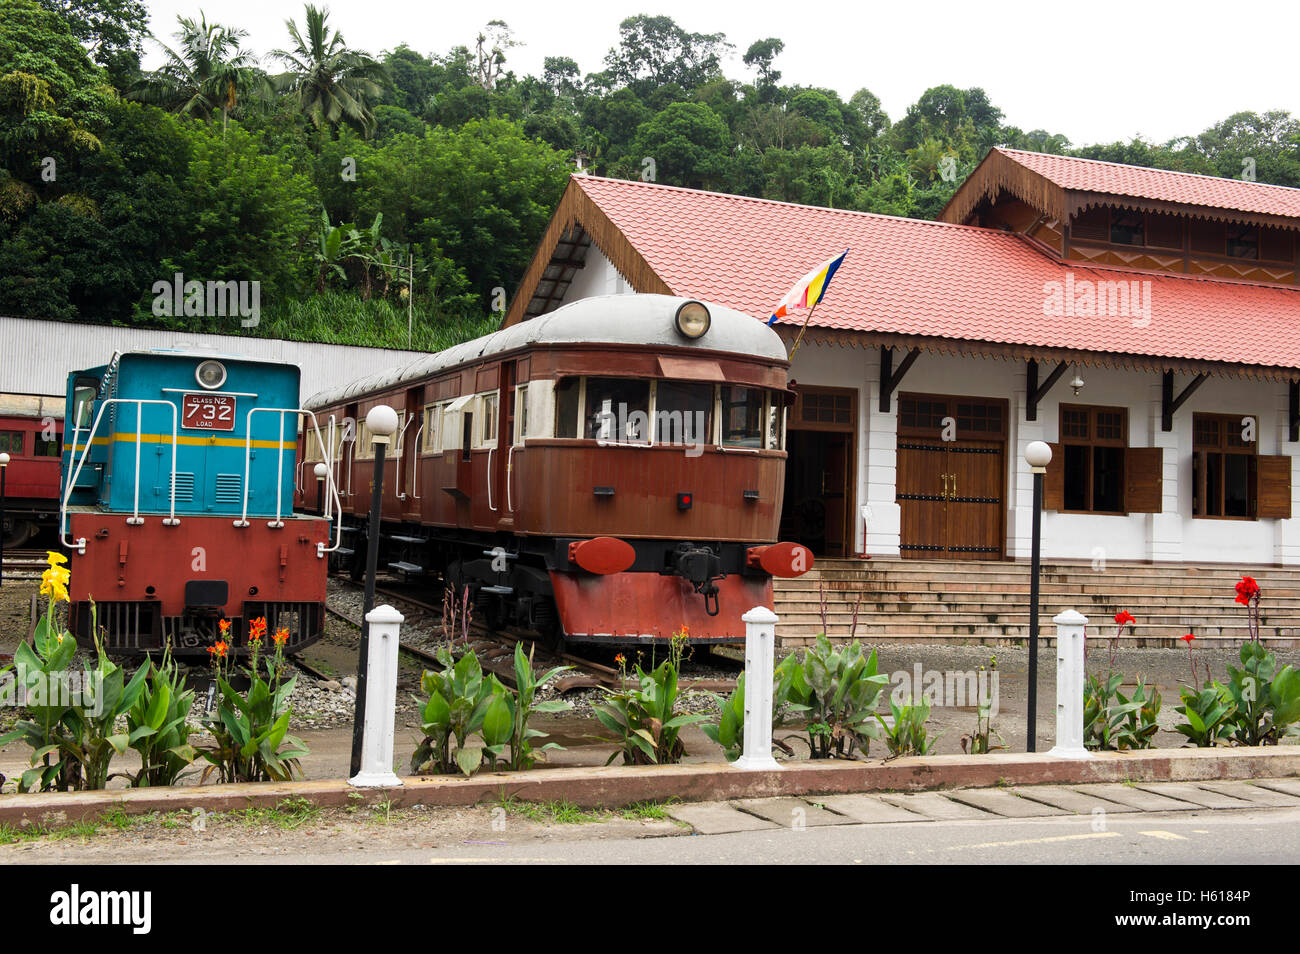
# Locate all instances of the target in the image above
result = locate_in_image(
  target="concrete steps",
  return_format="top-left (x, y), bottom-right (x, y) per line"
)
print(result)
top-left (773, 558), bottom-right (1292, 648)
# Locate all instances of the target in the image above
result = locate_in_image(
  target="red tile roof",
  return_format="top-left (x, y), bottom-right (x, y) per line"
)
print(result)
top-left (995, 148), bottom-right (1300, 220)
top-left (570, 174), bottom-right (1300, 373)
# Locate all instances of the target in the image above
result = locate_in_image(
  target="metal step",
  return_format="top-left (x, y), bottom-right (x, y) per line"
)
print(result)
top-left (334, 547), bottom-right (355, 559)
top-left (389, 534), bottom-right (425, 544)
top-left (481, 585), bottom-right (514, 595)
top-left (387, 561), bottom-right (424, 576)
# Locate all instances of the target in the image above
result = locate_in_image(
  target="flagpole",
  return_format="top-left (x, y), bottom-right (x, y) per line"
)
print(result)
top-left (787, 298), bottom-right (823, 361)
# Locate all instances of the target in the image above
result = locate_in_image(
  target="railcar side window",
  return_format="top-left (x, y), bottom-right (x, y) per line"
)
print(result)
top-left (515, 385), bottom-right (529, 443)
top-left (655, 381), bottom-right (712, 445)
top-left (0, 431), bottom-right (23, 455)
top-left (73, 382), bottom-right (97, 428)
top-left (584, 378), bottom-right (650, 441)
top-left (554, 377), bottom-right (580, 438)
top-left (34, 435), bottom-right (61, 457)
top-left (721, 386), bottom-right (764, 448)
top-left (423, 404), bottom-right (442, 453)
top-left (480, 393), bottom-right (498, 446)
top-left (354, 420), bottom-right (374, 459)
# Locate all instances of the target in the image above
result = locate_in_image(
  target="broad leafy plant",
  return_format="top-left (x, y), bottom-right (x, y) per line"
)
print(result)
top-left (198, 620), bottom-right (309, 783)
top-left (595, 632), bottom-right (707, 765)
top-left (121, 650), bottom-right (198, 786)
top-left (775, 634), bottom-right (887, 759)
top-left (1084, 673), bottom-right (1161, 751)
top-left (411, 646), bottom-right (511, 777)
top-left (1173, 683), bottom-right (1236, 747)
top-left (1222, 641), bottom-right (1300, 745)
top-left (504, 643), bottom-right (572, 771)
top-left (879, 697), bottom-right (939, 757)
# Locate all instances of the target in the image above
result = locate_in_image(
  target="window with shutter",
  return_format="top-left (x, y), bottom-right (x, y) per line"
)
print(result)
top-left (1193, 412), bottom-right (1258, 519)
top-left (1124, 447), bottom-right (1163, 513)
top-left (1058, 404), bottom-right (1128, 513)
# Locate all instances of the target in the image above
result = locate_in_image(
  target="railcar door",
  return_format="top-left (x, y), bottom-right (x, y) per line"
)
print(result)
top-left (494, 361), bottom-right (515, 530)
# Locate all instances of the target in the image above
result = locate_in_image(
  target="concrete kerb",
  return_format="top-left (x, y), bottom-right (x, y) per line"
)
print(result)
top-left (2, 747), bottom-right (1297, 828)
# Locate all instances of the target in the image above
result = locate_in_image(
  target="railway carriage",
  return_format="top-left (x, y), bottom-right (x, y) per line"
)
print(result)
top-left (302, 294), bottom-right (812, 646)
top-left (0, 395), bottom-right (65, 548)
top-left (60, 351), bottom-right (337, 654)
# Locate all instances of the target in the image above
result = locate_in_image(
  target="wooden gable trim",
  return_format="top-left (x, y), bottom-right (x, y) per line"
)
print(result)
top-left (1067, 193), bottom-right (1300, 235)
top-left (939, 149), bottom-right (1068, 226)
top-left (503, 177), bottom-right (674, 328)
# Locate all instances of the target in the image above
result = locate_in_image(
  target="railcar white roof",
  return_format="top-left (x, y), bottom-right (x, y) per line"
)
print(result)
top-left (304, 295), bottom-right (787, 409)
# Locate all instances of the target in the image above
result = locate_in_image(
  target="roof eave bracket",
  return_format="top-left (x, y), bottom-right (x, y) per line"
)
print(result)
top-left (879, 346), bottom-right (921, 413)
top-left (1025, 359), bottom-right (1069, 422)
top-left (1161, 370), bottom-right (1209, 432)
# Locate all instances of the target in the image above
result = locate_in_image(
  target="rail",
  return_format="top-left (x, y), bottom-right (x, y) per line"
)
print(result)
top-left (60, 398), bottom-right (179, 553)
top-left (234, 407), bottom-right (344, 558)
top-left (486, 446), bottom-right (497, 512)
top-left (411, 423), bottom-right (424, 501)
top-left (507, 443), bottom-right (517, 512)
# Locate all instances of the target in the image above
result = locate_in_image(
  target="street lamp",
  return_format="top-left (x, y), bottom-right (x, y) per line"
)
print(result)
top-left (1024, 440), bottom-right (1053, 753)
top-left (349, 405), bottom-right (399, 778)
top-left (0, 452), bottom-right (9, 587)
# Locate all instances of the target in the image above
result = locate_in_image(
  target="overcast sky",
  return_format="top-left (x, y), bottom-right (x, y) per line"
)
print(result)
top-left (138, 0), bottom-right (1300, 147)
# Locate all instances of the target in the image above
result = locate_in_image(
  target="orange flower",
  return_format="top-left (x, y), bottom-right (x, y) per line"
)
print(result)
top-left (218, 619), bottom-right (231, 636)
top-left (272, 627), bottom-right (290, 645)
top-left (249, 617), bottom-right (267, 641)
top-left (207, 640), bottom-right (228, 658)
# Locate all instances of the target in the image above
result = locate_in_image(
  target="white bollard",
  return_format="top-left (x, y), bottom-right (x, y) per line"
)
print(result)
top-left (733, 605), bottom-right (782, 771)
top-left (1048, 609), bottom-right (1092, 759)
top-left (348, 603), bottom-right (405, 787)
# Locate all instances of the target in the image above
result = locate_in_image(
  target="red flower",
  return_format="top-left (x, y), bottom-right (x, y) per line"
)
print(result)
top-left (218, 619), bottom-right (231, 636)
top-left (207, 640), bottom-right (228, 658)
top-left (1235, 576), bottom-right (1260, 605)
top-left (272, 627), bottom-right (290, 645)
top-left (249, 616), bottom-right (267, 641)
top-left (1181, 633), bottom-right (1195, 643)
top-left (1114, 610), bottom-right (1135, 627)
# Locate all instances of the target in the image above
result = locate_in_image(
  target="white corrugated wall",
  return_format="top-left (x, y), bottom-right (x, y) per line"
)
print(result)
top-left (0, 316), bottom-right (428, 402)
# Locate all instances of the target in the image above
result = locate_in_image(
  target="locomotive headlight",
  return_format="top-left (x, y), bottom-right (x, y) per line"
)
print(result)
top-left (196, 360), bottom-right (227, 390)
top-left (674, 301), bottom-right (711, 339)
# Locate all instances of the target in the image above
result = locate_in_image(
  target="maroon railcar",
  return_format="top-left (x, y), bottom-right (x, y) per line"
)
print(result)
top-left (0, 398), bottom-right (64, 548)
top-left (301, 295), bottom-right (812, 645)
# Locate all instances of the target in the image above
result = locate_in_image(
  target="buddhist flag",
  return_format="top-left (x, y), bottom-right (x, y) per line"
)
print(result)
top-left (767, 249), bottom-right (848, 325)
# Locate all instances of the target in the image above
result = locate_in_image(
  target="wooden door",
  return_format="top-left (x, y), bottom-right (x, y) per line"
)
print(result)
top-left (494, 361), bottom-right (515, 529)
top-left (897, 393), bottom-right (1007, 560)
top-left (944, 442), bottom-right (1003, 558)
top-left (897, 441), bottom-right (949, 556)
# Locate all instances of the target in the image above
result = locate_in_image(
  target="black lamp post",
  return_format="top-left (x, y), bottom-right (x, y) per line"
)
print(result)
top-left (1024, 440), bottom-right (1053, 753)
top-left (349, 405), bottom-right (399, 778)
top-left (0, 452), bottom-right (9, 588)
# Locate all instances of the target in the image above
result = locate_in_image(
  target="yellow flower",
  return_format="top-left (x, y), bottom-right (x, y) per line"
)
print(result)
top-left (40, 572), bottom-right (69, 603)
top-left (46, 551), bottom-right (68, 567)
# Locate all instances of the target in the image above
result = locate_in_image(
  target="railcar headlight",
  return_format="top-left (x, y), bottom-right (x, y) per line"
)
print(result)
top-left (196, 360), bottom-right (227, 390)
top-left (674, 301), bottom-right (711, 339)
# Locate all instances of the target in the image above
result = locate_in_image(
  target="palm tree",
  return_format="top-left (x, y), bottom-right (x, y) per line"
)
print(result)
top-left (129, 15), bottom-right (268, 135)
top-left (271, 5), bottom-right (389, 139)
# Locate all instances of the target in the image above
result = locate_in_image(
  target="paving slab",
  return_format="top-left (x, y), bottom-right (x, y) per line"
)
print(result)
top-left (1249, 778), bottom-right (1300, 799)
top-left (1072, 783), bottom-right (1200, 812)
top-left (1010, 785), bottom-right (1141, 814)
top-left (878, 791), bottom-right (995, 820)
top-left (667, 801), bottom-right (781, 835)
top-left (944, 787), bottom-right (1071, 817)
top-left (812, 794), bottom-right (933, 824)
top-left (1194, 780), bottom-right (1300, 808)
top-left (1132, 782), bottom-right (1254, 810)
top-left (736, 797), bottom-right (858, 827)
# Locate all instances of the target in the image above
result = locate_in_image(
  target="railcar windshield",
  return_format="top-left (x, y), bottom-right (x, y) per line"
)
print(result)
top-left (721, 386), bottom-right (765, 448)
top-left (584, 377), bottom-right (650, 441)
top-left (655, 381), bottom-right (712, 445)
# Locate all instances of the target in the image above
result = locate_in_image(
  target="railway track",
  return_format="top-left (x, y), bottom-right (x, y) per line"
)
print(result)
top-left (325, 575), bottom-right (739, 695)
top-left (1, 548), bottom-right (48, 576)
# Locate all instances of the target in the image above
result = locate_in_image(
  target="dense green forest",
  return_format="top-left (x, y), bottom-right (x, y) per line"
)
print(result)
top-left (3, 0), bottom-right (1299, 350)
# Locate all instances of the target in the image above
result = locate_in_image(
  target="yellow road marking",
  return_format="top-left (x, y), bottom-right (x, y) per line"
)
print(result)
top-left (1139, 830), bottom-right (1187, 841)
top-left (943, 831), bottom-right (1121, 851)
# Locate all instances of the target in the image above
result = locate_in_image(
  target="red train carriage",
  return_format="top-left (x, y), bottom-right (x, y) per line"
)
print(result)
top-left (0, 395), bottom-right (65, 548)
top-left (302, 295), bottom-right (811, 646)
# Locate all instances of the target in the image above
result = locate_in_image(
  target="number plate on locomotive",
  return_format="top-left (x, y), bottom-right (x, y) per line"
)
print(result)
top-left (182, 393), bottom-right (236, 431)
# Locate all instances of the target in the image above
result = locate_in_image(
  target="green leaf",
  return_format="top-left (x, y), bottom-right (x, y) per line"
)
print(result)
top-left (455, 745), bottom-right (483, 777)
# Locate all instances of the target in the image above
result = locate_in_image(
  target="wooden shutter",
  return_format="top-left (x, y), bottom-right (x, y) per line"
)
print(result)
top-left (1124, 446), bottom-right (1163, 513)
top-left (1042, 443), bottom-right (1064, 510)
top-left (1257, 455), bottom-right (1293, 519)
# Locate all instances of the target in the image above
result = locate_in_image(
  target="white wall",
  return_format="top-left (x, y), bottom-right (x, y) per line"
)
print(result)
top-left (789, 341), bottom-right (1300, 565)
top-left (562, 244), bottom-right (632, 302)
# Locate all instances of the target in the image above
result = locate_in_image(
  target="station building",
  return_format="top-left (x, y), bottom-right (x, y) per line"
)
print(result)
top-left (504, 149), bottom-right (1300, 569)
